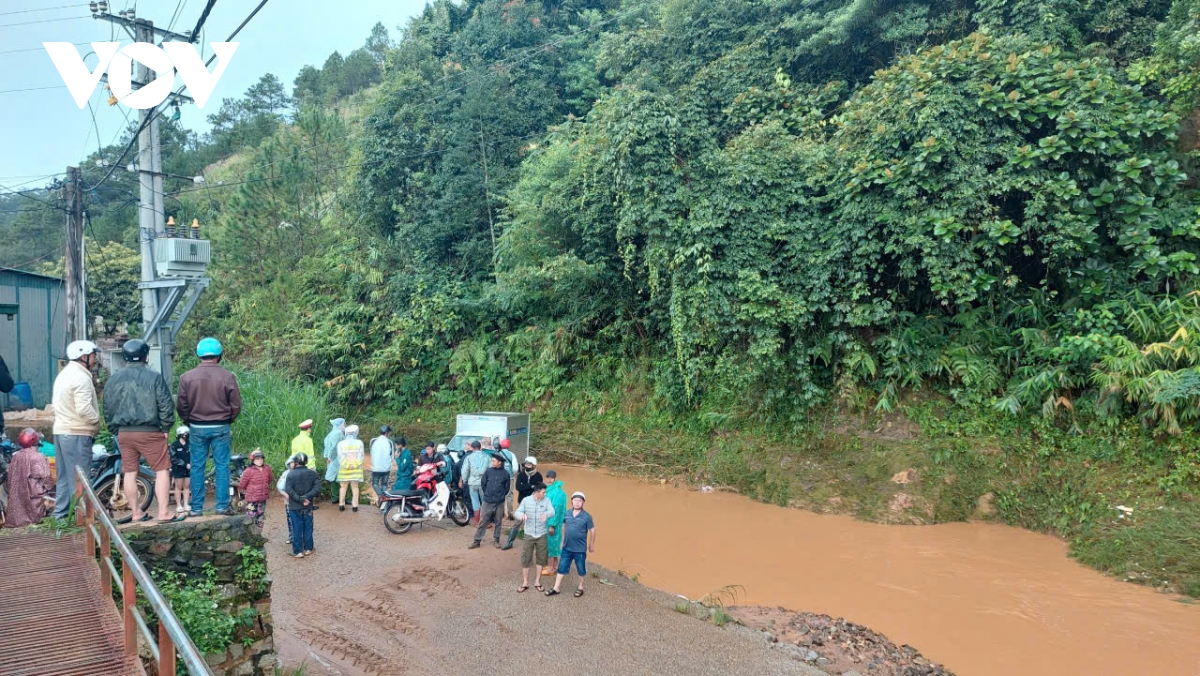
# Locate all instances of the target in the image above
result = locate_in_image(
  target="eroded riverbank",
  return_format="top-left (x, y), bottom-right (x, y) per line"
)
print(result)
top-left (558, 465), bottom-right (1200, 676)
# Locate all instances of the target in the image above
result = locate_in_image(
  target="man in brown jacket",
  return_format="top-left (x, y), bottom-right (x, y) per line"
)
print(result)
top-left (178, 338), bottom-right (242, 516)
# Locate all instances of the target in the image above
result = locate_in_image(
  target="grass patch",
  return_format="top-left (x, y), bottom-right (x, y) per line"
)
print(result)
top-left (709, 607), bottom-right (734, 627)
top-left (673, 600), bottom-right (693, 615)
top-left (231, 369), bottom-right (333, 471)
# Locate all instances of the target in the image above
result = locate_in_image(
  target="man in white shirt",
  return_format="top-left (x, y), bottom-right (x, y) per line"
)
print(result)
top-left (52, 340), bottom-right (102, 520)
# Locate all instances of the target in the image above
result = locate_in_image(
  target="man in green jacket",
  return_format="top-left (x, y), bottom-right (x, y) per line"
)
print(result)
top-left (544, 470), bottom-right (567, 576)
top-left (103, 339), bottom-right (177, 523)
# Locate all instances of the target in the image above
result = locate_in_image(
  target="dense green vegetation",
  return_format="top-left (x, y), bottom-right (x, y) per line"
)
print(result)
top-left (7, 0), bottom-right (1200, 594)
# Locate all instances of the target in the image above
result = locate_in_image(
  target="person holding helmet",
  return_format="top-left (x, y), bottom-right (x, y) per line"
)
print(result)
top-left (169, 426), bottom-right (191, 515)
top-left (178, 337), bottom-right (242, 516)
top-left (51, 340), bottom-right (102, 519)
top-left (103, 339), bottom-right (178, 523)
top-left (5, 428), bottom-right (54, 527)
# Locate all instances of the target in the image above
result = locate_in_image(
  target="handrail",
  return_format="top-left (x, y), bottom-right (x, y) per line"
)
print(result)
top-left (74, 466), bottom-right (215, 676)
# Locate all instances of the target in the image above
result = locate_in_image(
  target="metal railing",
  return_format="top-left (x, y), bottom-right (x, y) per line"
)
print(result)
top-left (74, 466), bottom-right (215, 676)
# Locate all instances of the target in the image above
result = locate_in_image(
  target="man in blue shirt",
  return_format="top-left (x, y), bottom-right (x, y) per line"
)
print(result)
top-left (546, 491), bottom-right (595, 598)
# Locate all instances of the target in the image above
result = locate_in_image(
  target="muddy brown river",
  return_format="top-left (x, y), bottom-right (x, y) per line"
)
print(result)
top-left (557, 466), bottom-right (1200, 676)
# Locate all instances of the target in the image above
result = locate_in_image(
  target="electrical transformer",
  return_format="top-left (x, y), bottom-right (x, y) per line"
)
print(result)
top-left (153, 237), bottom-right (210, 278)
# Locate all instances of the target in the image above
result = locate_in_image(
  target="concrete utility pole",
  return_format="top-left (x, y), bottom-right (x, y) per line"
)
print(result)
top-left (94, 8), bottom-right (213, 381)
top-left (135, 20), bottom-right (160, 339)
top-left (63, 166), bottom-right (87, 343)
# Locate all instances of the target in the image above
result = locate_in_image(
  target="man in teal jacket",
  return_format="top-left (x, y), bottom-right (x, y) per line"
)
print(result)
top-left (544, 470), bottom-right (567, 576)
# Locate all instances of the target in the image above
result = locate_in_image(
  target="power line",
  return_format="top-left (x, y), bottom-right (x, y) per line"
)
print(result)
top-left (0, 3), bottom-right (78, 16)
top-left (0, 15), bottom-right (91, 29)
top-left (0, 41), bottom-right (89, 56)
top-left (187, 0), bottom-right (217, 44)
top-left (0, 85), bottom-right (66, 95)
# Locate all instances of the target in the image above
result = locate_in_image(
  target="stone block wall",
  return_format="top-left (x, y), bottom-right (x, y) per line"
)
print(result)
top-left (125, 515), bottom-right (277, 676)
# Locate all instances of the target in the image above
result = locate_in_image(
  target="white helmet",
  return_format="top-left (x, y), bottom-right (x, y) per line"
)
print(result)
top-left (176, 425), bottom-right (190, 436)
top-left (524, 456), bottom-right (537, 466)
top-left (66, 340), bottom-right (99, 361)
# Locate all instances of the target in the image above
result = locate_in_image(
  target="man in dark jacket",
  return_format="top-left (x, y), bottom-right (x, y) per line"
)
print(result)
top-left (177, 337), bottom-right (242, 516)
top-left (468, 453), bottom-right (511, 549)
top-left (102, 339), bottom-right (177, 523)
top-left (0, 353), bottom-right (13, 437)
top-left (283, 453), bottom-right (321, 558)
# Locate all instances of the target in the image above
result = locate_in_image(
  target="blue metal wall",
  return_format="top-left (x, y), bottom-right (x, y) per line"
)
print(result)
top-left (0, 268), bottom-right (66, 408)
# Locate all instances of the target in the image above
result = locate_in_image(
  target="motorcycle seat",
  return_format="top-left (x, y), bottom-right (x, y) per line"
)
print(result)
top-left (230, 454), bottom-right (246, 463)
top-left (384, 489), bottom-right (425, 498)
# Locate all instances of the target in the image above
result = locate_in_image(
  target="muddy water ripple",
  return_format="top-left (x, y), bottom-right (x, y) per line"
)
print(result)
top-left (558, 466), bottom-right (1200, 676)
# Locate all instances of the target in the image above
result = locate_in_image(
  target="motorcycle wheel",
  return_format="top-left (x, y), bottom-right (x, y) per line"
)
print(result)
top-left (95, 475), bottom-right (153, 524)
top-left (448, 497), bottom-right (470, 527)
top-left (383, 502), bottom-right (413, 535)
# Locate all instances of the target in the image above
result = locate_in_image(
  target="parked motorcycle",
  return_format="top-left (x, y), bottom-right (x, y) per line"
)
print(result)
top-left (88, 441), bottom-right (156, 524)
top-left (382, 462), bottom-right (470, 534)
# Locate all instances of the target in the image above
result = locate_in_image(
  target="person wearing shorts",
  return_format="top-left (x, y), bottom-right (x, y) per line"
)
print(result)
top-left (103, 339), bottom-right (179, 524)
top-left (514, 482), bottom-right (555, 593)
top-left (547, 491), bottom-right (595, 598)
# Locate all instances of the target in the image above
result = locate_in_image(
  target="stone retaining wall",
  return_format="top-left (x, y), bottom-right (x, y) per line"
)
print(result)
top-left (125, 515), bottom-right (277, 676)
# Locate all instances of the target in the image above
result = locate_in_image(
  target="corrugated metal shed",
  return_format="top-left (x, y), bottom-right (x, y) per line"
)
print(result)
top-left (0, 267), bottom-right (66, 409)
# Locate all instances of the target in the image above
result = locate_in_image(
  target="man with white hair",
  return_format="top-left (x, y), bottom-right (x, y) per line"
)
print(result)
top-left (51, 340), bottom-right (101, 520)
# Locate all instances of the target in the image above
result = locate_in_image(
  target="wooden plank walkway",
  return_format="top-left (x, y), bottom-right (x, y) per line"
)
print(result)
top-left (0, 531), bottom-right (144, 676)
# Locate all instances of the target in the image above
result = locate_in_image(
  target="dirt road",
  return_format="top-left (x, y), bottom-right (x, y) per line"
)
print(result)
top-left (264, 502), bottom-right (822, 676)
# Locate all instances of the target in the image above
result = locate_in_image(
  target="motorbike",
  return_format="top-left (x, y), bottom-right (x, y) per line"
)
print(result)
top-left (88, 440), bottom-right (157, 524)
top-left (381, 462), bottom-right (470, 534)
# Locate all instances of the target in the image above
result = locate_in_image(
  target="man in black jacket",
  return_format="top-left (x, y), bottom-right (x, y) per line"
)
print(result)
top-left (283, 453), bottom-right (321, 558)
top-left (0, 353), bottom-right (13, 437)
top-left (102, 339), bottom-right (176, 523)
top-left (468, 453), bottom-right (510, 549)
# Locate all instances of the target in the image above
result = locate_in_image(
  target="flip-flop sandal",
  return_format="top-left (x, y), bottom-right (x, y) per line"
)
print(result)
top-left (137, 514), bottom-right (153, 522)
top-left (545, 589), bottom-right (560, 597)
top-left (517, 586), bottom-right (529, 593)
top-left (156, 515), bottom-right (186, 524)
top-left (574, 589), bottom-right (585, 598)
top-left (534, 584), bottom-right (544, 592)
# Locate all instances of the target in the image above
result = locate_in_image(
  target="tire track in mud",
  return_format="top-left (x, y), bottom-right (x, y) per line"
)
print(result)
top-left (291, 563), bottom-right (474, 675)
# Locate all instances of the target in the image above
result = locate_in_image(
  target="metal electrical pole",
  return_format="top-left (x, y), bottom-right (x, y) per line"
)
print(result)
top-left (63, 166), bottom-right (87, 343)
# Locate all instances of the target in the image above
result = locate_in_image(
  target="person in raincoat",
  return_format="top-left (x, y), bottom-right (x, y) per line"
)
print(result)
top-left (323, 418), bottom-right (346, 501)
top-left (543, 469), bottom-right (567, 576)
top-left (390, 438), bottom-right (415, 494)
top-left (5, 428), bottom-right (54, 527)
top-left (336, 424), bottom-right (365, 512)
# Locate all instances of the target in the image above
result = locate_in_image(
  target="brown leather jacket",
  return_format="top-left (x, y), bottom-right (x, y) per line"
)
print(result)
top-left (176, 362), bottom-right (242, 426)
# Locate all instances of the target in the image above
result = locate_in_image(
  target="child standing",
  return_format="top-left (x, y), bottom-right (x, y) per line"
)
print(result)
top-left (238, 449), bottom-right (273, 525)
top-left (283, 453), bottom-right (321, 558)
top-left (169, 426), bottom-right (191, 515)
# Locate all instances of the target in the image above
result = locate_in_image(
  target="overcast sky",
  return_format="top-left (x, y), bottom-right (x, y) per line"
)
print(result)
top-left (0, 0), bottom-right (425, 190)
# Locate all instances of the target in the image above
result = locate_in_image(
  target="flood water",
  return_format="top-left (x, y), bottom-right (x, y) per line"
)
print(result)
top-left (557, 466), bottom-right (1200, 676)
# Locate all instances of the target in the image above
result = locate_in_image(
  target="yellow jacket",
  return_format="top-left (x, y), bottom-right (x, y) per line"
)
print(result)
top-left (291, 430), bottom-right (316, 471)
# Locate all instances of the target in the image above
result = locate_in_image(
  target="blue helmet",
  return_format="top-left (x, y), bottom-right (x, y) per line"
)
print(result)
top-left (196, 337), bottom-right (223, 358)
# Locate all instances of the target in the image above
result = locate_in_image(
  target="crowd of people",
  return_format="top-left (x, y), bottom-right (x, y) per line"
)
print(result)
top-left (3, 335), bottom-right (243, 527)
top-left (3, 337), bottom-right (597, 597)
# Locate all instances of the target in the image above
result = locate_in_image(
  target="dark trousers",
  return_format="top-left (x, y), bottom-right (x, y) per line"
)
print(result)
top-left (371, 471), bottom-right (390, 499)
top-left (284, 505), bottom-right (293, 541)
top-left (472, 501), bottom-right (503, 544)
top-left (503, 521), bottom-right (522, 549)
top-left (287, 508), bottom-right (314, 554)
